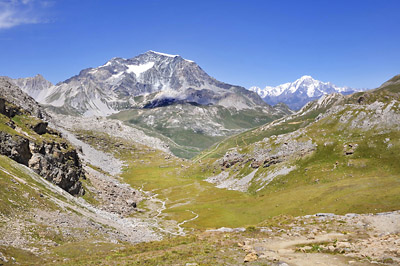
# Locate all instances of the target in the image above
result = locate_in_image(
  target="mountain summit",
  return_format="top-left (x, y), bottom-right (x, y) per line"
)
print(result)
top-left (27, 51), bottom-right (267, 116)
top-left (250, 75), bottom-right (363, 110)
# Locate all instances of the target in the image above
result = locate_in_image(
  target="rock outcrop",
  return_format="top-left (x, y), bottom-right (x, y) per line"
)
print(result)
top-left (0, 132), bottom-right (32, 165)
top-left (0, 78), bottom-right (85, 195)
top-left (27, 140), bottom-right (85, 195)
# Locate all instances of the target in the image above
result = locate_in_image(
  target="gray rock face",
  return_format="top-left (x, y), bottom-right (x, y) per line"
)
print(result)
top-left (32, 121), bottom-right (48, 135)
top-left (31, 51), bottom-right (271, 116)
top-left (220, 149), bottom-right (246, 168)
top-left (28, 140), bottom-right (85, 195)
top-left (0, 132), bottom-right (32, 165)
top-left (0, 126), bottom-right (85, 195)
top-left (253, 133), bottom-right (316, 167)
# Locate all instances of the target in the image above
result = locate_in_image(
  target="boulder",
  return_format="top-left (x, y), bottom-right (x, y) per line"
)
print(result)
top-left (32, 122), bottom-right (48, 135)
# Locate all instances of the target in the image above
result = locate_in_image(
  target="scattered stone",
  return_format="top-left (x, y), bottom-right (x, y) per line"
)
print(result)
top-left (244, 252), bottom-right (258, 262)
top-left (316, 213), bottom-right (335, 217)
top-left (327, 245), bottom-right (335, 252)
top-left (343, 143), bottom-right (358, 155)
top-left (0, 252), bottom-right (8, 263)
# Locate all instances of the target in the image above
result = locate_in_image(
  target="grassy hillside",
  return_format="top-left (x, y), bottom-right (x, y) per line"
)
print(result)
top-left (195, 94), bottom-right (344, 160)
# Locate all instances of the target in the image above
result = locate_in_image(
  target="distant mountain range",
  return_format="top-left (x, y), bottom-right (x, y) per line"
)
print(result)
top-left (249, 75), bottom-right (364, 110)
top-left (9, 54), bottom-right (366, 114)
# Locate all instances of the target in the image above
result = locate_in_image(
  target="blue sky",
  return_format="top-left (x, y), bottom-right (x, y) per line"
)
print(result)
top-left (0, 0), bottom-right (399, 89)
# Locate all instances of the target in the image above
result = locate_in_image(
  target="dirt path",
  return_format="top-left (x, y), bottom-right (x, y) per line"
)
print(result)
top-left (138, 185), bottom-right (199, 236)
top-left (193, 141), bottom-right (222, 163)
top-left (252, 234), bottom-right (368, 265)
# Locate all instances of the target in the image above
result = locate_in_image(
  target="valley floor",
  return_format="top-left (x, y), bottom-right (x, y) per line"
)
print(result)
top-left (1, 117), bottom-right (399, 265)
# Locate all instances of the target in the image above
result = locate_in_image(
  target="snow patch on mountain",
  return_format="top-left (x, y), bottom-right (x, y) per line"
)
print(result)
top-left (126, 62), bottom-right (155, 76)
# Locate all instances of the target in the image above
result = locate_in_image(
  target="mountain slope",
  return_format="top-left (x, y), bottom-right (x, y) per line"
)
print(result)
top-left (196, 92), bottom-right (345, 160)
top-left (10, 74), bottom-right (54, 102)
top-left (250, 75), bottom-right (363, 110)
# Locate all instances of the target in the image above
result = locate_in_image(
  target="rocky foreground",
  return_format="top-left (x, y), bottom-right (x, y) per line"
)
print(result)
top-left (229, 211), bottom-right (400, 265)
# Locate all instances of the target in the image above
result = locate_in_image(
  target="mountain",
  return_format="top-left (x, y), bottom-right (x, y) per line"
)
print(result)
top-left (29, 50), bottom-right (269, 116)
top-left (11, 74), bottom-right (53, 102)
top-left (249, 75), bottom-right (363, 110)
top-left (0, 76), bottom-right (49, 120)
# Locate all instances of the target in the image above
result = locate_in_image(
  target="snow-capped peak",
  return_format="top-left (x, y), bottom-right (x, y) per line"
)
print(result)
top-left (249, 76), bottom-right (364, 110)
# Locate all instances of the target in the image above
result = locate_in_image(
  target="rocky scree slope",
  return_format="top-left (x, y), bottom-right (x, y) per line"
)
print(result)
top-left (0, 78), bottom-right (85, 195)
top-left (205, 75), bottom-right (400, 194)
top-left (50, 113), bottom-right (171, 154)
top-left (0, 76), bottom-right (49, 120)
top-left (250, 75), bottom-right (363, 110)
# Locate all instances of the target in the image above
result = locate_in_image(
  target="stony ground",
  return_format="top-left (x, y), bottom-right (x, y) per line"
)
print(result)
top-left (227, 211), bottom-right (400, 265)
top-left (50, 113), bottom-right (170, 154)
